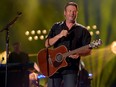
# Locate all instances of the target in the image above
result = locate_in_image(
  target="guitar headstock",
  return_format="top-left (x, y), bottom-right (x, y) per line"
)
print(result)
top-left (89, 39), bottom-right (102, 48)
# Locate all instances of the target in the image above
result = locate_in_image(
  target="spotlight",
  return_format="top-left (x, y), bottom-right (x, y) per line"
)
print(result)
top-left (95, 30), bottom-right (100, 35)
top-left (42, 29), bottom-right (47, 34)
top-left (40, 35), bottom-right (44, 40)
top-left (88, 73), bottom-right (93, 80)
top-left (31, 30), bottom-right (35, 35)
top-left (38, 74), bottom-right (46, 79)
top-left (25, 31), bottom-right (30, 36)
top-left (86, 26), bottom-right (91, 30)
top-left (28, 36), bottom-right (33, 41)
top-left (90, 31), bottom-right (93, 36)
top-left (37, 30), bottom-right (41, 34)
top-left (34, 36), bottom-right (38, 40)
top-left (111, 41), bottom-right (116, 54)
top-left (92, 25), bottom-right (97, 29)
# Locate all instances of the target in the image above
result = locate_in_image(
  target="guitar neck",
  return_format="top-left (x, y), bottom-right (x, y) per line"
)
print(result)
top-left (63, 44), bottom-right (90, 58)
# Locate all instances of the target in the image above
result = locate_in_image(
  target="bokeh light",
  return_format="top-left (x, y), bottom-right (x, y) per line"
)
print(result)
top-left (28, 36), bottom-right (33, 41)
top-left (92, 25), bottom-right (97, 29)
top-left (31, 30), bottom-right (35, 35)
top-left (86, 26), bottom-right (91, 30)
top-left (111, 41), bottom-right (116, 54)
top-left (40, 35), bottom-right (44, 40)
top-left (42, 29), bottom-right (47, 34)
top-left (37, 30), bottom-right (41, 35)
top-left (25, 31), bottom-right (30, 36)
top-left (34, 36), bottom-right (38, 40)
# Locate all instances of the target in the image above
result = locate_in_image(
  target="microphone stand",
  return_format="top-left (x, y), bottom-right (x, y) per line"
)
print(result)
top-left (0, 12), bottom-right (22, 87)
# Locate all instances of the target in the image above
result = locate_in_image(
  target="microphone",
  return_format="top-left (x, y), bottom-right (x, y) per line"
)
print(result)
top-left (0, 12), bottom-right (22, 32)
top-left (4, 12), bottom-right (22, 29)
top-left (7, 12), bottom-right (22, 27)
top-left (17, 11), bottom-right (22, 15)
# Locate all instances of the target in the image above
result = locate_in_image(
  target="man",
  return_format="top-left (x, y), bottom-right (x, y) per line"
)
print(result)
top-left (45, 2), bottom-right (91, 87)
top-left (8, 42), bottom-right (29, 63)
top-left (8, 42), bottom-right (29, 87)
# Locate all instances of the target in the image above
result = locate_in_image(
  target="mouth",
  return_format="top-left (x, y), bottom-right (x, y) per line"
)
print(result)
top-left (69, 16), bottom-right (75, 19)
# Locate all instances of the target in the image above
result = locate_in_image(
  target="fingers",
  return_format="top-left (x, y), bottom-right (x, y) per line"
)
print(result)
top-left (69, 54), bottom-right (79, 59)
top-left (60, 30), bottom-right (68, 37)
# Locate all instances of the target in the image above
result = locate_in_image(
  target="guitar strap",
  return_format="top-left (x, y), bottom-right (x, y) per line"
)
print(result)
top-left (47, 38), bottom-right (51, 47)
top-left (46, 38), bottom-right (50, 76)
top-left (46, 47), bottom-right (50, 76)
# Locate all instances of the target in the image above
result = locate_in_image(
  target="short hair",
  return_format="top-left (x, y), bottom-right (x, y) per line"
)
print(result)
top-left (12, 42), bottom-right (20, 46)
top-left (64, 2), bottom-right (78, 11)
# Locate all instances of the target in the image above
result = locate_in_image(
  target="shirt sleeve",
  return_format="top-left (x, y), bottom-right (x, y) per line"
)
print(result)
top-left (47, 24), bottom-right (57, 39)
top-left (82, 28), bottom-right (91, 46)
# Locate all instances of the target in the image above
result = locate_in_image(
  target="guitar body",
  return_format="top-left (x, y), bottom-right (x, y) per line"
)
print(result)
top-left (37, 39), bottom-right (102, 77)
top-left (37, 45), bottom-right (68, 77)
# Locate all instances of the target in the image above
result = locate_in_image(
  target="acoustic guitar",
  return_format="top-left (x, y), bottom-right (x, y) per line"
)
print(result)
top-left (37, 39), bottom-right (102, 77)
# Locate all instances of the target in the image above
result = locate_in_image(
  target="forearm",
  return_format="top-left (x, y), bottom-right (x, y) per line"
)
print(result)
top-left (45, 34), bottom-right (62, 47)
top-left (45, 30), bottom-right (68, 47)
top-left (78, 48), bottom-right (91, 56)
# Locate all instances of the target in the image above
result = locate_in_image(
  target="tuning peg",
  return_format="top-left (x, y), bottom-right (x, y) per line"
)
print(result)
top-left (98, 39), bottom-right (102, 45)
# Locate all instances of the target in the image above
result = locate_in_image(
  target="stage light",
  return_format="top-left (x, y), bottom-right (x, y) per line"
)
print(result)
top-left (25, 28), bottom-right (48, 41)
top-left (111, 41), bottom-right (116, 54)
top-left (42, 29), bottom-right (47, 34)
top-left (28, 36), bottom-right (33, 41)
top-left (25, 31), bottom-right (30, 36)
top-left (90, 31), bottom-right (93, 36)
top-left (92, 25), bottom-right (97, 29)
top-left (31, 30), bottom-right (35, 35)
top-left (88, 73), bottom-right (93, 80)
top-left (89, 73), bottom-right (93, 77)
top-left (38, 74), bottom-right (46, 79)
top-left (86, 26), bottom-right (91, 30)
top-left (40, 35), bottom-right (44, 40)
top-left (34, 36), bottom-right (38, 40)
top-left (95, 30), bottom-right (100, 35)
top-left (86, 25), bottom-right (100, 41)
top-left (37, 30), bottom-right (41, 35)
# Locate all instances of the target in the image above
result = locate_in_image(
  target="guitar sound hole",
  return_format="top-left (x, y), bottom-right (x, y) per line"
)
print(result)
top-left (56, 54), bottom-right (63, 62)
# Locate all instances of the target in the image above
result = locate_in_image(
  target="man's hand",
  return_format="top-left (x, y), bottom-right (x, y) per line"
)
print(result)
top-left (58, 30), bottom-right (68, 38)
top-left (69, 53), bottom-right (80, 59)
top-left (45, 30), bottom-right (68, 47)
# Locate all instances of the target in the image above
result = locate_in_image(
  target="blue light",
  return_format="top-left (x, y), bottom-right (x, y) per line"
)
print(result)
top-left (37, 74), bottom-right (46, 79)
top-left (88, 73), bottom-right (93, 77)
